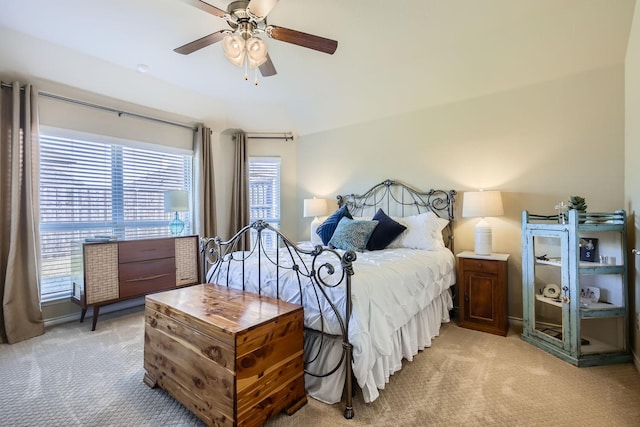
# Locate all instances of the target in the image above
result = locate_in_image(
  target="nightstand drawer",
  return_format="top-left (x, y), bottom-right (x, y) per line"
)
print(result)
top-left (460, 257), bottom-right (500, 274)
top-left (119, 238), bottom-right (174, 263)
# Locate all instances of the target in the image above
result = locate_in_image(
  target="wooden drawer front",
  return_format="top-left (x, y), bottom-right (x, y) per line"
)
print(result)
top-left (461, 258), bottom-right (500, 274)
top-left (84, 243), bottom-right (119, 305)
top-left (175, 236), bottom-right (198, 286)
top-left (118, 238), bottom-right (174, 264)
top-left (119, 258), bottom-right (176, 298)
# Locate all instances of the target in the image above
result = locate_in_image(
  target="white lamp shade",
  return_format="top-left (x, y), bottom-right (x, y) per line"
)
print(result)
top-left (462, 190), bottom-right (504, 218)
top-left (303, 198), bottom-right (329, 218)
top-left (462, 190), bottom-right (503, 256)
top-left (164, 190), bottom-right (189, 212)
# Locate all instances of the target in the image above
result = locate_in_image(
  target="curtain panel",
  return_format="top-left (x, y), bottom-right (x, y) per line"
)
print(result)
top-left (0, 81), bottom-right (44, 344)
top-left (194, 125), bottom-right (217, 239)
top-left (228, 132), bottom-right (250, 248)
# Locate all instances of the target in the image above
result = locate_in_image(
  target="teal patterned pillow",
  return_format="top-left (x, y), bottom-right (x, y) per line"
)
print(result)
top-left (328, 217), bottom-right (379, 252)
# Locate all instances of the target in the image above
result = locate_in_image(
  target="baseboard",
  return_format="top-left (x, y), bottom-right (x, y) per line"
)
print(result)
top-left (43, 297), bottom-right (145, 327)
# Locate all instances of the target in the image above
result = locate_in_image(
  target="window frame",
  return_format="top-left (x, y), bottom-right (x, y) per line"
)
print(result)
top-left (248, 156), bottom-right (281, 249)
top-left (38, 126), bottom-right (194, 302)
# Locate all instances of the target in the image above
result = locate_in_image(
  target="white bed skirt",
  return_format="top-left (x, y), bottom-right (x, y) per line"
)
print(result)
top-left (304, 287), bottom-right (453, 404)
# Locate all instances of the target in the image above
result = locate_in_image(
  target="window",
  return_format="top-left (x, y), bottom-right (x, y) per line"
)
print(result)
top-left (39, 130), bottom-right (192, 301)
top-left (248, 157), bottom-right (281, 249)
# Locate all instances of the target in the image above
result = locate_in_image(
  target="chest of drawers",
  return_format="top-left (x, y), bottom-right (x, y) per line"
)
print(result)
top-left (72, 235), bottom-right (199, 330)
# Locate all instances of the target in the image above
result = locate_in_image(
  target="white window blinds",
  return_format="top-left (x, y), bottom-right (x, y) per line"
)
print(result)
top-left (39, 132), bottom-right (192, 301)
top-left (249, 157), bottom-right (281, 249)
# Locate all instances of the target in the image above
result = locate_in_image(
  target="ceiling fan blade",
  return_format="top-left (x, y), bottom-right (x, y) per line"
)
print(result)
top-left (181, 0), bottom-right (227, 18)
top-left (268, 25), bottom-right (338, 55)
top-left (174, 30), bottom-right (227, 55)
top-left (247, 0), bottom-right (279, 19)
top-left (259, 54), bottom-right (277, 77)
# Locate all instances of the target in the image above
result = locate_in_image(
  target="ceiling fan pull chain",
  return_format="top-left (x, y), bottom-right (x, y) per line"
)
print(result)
top-left (244, 55), bottom-right (249, 81)
top-left (254, 68), bottom-right (259, 86)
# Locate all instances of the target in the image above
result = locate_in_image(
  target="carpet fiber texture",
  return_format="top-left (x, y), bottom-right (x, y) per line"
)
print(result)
top-left (1, 306), bottom-right (639, 426)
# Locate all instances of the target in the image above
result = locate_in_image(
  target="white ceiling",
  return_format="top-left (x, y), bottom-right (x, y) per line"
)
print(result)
top-left (0, 0), bottom-right (635, 136)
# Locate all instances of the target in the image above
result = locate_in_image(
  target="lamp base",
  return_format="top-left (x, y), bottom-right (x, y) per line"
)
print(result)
top-left (169, 212), bottom-right (185, 236)
top-left (474, 218), bottom-right (493, 256)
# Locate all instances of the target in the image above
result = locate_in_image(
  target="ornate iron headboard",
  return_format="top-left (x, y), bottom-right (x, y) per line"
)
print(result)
top-left (336, 179), bottom-right (457, 252)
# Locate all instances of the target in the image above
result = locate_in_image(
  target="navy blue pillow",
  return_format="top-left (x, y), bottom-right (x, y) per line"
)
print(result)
top-left (316, 205), bottom-right (353, 245)
top-left (366, 209), bottom-right (407, 250)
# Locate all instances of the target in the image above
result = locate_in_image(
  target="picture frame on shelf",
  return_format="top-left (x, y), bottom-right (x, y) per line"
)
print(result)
top-left (579, 237), bottom-right (598, 262)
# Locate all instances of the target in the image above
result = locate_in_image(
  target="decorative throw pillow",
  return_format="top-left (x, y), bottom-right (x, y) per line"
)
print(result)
top-left (328, 217), bottom-right (379, 252)
top-left (387, 212), bottom-right (449, 250)
top-left (316, 205), bottom-right (353, 245)
top-left (366, 209), bottom-right (407, 250)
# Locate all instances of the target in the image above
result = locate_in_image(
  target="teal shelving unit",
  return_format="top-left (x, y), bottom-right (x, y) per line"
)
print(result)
top-left (521, 209), bottom-right (631, 366)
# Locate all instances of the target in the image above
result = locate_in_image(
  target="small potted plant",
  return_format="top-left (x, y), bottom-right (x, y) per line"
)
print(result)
top-left (568, 195), bottom-right (587, 223)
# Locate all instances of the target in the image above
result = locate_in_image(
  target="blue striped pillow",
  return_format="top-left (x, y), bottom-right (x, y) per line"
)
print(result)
top-left (316, 205), bottom-right (353, 245)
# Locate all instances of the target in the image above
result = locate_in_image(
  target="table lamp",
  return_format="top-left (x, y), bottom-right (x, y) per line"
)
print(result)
top-left (164, 190), bottom-right (189, 235)
top-left (303, 198), bottom-right (329, 230)
top-left (462, 190), bottom-right (504, 256)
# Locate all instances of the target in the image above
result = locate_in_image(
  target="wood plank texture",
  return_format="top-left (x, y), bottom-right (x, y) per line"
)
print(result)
top-left (144, 284), bottom-right (306, 426)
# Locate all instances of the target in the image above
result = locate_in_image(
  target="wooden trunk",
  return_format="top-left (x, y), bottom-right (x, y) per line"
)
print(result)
top-left (143, 284), bottom-right (307, 427)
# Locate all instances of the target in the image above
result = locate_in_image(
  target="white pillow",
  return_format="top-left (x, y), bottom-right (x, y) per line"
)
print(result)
top-left (310, 220), bottom-right (323, 245)
top-left (387, 212), bottom-right (449, 250)
top-left (428, 212), bottom-right (449, 248)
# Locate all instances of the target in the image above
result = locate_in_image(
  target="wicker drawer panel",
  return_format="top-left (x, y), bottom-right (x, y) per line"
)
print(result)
top-left (85, 243), bottom-right (119, 305)
top-left (175, 236), bottom-right (198, 286)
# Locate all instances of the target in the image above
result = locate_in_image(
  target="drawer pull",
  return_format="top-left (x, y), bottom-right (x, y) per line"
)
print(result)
top-left (126, 273), bottom-right (171, 283)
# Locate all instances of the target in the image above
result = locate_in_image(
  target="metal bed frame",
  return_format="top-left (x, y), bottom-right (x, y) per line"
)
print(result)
top-left (200, 179), bottom-right (456, 419)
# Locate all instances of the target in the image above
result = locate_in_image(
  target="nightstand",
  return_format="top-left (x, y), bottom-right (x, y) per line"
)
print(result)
top-left (456, 251), bottom-right (509, 336)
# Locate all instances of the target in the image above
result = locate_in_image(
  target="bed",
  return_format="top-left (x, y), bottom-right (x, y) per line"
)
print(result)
top-left (201, 179), bottom-right (457, 419)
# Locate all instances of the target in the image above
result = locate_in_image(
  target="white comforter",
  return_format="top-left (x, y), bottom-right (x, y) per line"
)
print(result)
top-left (207, 245), bottom-right (456, 402)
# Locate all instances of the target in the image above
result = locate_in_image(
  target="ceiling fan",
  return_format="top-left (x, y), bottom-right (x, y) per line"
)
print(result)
top-left (175, 0), bottom-right (338, 82)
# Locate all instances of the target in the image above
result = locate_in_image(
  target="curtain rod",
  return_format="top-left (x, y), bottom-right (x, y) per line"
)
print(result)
top-left (239, 132), bottom-right (294, 141)
top-left (2, 82), bottom-right (197, 132)
top-left (38, 91), bottom-right (198, 132)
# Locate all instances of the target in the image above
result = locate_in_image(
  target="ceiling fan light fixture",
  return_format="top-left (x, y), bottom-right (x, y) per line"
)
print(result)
top-left (246, 37), bottom-right (268, 68)
top-left (223, 34), bottom-right (246, 67)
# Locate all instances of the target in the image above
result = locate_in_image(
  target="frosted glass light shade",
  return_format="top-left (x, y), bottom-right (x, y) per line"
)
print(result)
top-left (246, 37), bottom-right (268, 68)
top-left (223, 35), bottom-right (246, 67)
top-left (303, 198), bottom-right (329, 218)
top-left (164, 190), bottom-right (189, 212)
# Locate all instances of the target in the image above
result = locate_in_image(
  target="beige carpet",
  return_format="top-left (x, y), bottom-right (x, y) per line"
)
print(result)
top-left (1, 306), bottom-right (639, 427)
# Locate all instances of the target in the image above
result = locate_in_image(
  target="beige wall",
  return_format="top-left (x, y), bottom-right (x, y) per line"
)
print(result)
top-left (625, 2), bottom-right (640, 367)
top-left (296, 65), bottom-right (625, 320)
